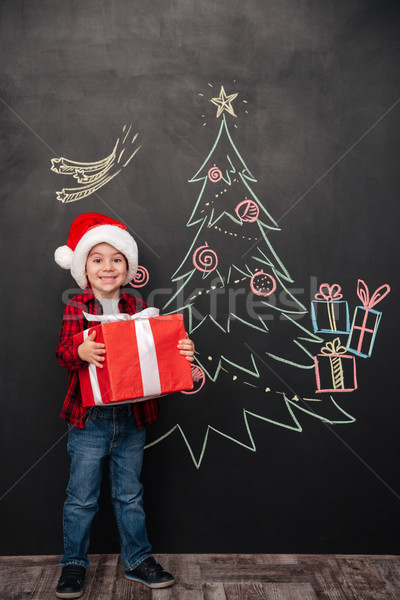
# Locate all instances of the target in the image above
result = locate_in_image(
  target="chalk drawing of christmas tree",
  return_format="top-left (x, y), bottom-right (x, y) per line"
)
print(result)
top-left (145, 85), bottom-right (356, 468)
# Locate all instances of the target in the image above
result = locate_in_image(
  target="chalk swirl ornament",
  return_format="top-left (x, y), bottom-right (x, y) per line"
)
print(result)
top-left (235, 198), bottom-right (260, 222)
top-left (250, 270), bottom-right (277, 297)
top-left (192, 242), bottom-right (218, 273)
top-left (128, 265), bottom-right (149, 288)
top-left (208, 164), bottom-right (223, 183)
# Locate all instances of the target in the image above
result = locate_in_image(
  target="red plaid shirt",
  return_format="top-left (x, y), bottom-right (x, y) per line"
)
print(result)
top-left (56, 287), bottom-right (160, 429)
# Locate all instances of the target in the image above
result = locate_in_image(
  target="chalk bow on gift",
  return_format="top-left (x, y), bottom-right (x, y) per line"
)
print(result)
top-left (356, 279), bottom-right (390, 309)
top-left (320, 337), bottom-right (347, 355)
top-left (314, 283), bottom-right (343, 302)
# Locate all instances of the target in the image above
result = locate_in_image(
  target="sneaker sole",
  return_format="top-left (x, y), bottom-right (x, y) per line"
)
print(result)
top-left (124, 573), bottom-right (175, 589)
top-left (55, 592), bottom-right (83, 599)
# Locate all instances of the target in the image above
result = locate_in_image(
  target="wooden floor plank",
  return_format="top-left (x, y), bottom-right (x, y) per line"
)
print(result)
top-left (0, 566), bottom-right (43, 600)
top-left (151, 554), bottom-right (204, 600)
top-left (223, 582), bottom-right (271, 600)
top-left (367, 557), bottom-right (400, 598)
top-left (156, 553), bottom-right (202, 584)
top-left (197, 554), bottom-right (300, 567)
top-left (84, 554), bottom-right (119, 600)
top-left (221, 582), bottom-right (318, 600)
top-left (0, 555), bottom-right (61, 566)
top-left (197, 554), bottom-right (299, 567)
top-left (1, 554), bottom-right (400, 600)
top-left (203, 582), bottom-right (228, 600)
top-left (199, 561), bottom-right (309, 583)
top-left (299, 556), bottom-right (355, 600)
top-left (152, 585), bottom-right (205, 600)
top-left (260, 583), bottom-right (319, 600)
top-left (32, 565), bottom-right (61, 600)
top-left (112, 570), bottom-right (153, 600)
top-left (157, 553), bottom-right (204, 599)
top-left (334, 556), bottom-right (398, 600)
top-left (253, 555), bottom-right (300, 566)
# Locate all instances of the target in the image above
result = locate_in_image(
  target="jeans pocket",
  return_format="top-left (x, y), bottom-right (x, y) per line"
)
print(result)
top-left (85, 407), bottom-right (98, 423)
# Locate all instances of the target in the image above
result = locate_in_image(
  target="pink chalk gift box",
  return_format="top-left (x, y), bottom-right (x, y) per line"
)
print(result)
top-left (73, 308), bottom-right (193, 407)
top-left (314, 337), bottom-right (357, 393)
top-left (346, 280), bottom-right (390, 359)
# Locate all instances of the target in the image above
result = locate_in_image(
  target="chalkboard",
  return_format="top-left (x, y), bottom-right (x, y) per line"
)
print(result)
top-left (1, 0), bottom-right (399, 557)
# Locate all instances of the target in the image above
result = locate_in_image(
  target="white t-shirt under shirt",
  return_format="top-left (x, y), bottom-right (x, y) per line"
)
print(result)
top-left (98, 298), bottom-right (121, 316)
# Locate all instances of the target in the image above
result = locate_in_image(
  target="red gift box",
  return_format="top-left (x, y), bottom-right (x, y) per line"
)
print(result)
top-left (73, 308), bottom-right (193, 406)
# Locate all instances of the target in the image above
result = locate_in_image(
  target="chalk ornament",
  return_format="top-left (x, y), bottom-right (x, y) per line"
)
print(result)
top-left (128, 265), bottom-right (149, 288)
top-left (250, 270), bottom-right (277, 297)
top-left (235, 198), bottom-right (259, 222)
top-left (181, 365), bottom-right (206, 395)
top-left (192, 242), bottom-right (218, 273)
top-left (208, 164), bottom-right (223, 183)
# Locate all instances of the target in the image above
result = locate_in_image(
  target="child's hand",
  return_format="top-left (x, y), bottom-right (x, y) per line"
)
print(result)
top-left (178, 333), bottom-right (195, 362)
top-left (78, 330), bottom-right (106, 368)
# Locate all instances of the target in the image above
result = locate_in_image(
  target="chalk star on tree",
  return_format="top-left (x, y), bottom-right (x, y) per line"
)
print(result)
top-left (211, 86), bottom-right (238, 118)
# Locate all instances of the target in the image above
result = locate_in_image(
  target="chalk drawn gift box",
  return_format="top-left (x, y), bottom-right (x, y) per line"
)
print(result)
top-left (73, 308), bottom-right (193, 407)
top-left (346, 280), bottom-right (390, 359)
top-left (314, 337), bottom-right (357, 393)
top-left (311, 283), bottom-right (350, 335)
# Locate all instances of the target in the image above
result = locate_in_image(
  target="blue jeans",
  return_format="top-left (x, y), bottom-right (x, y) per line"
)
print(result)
top-left (61, 405), bottom-right (152, 570)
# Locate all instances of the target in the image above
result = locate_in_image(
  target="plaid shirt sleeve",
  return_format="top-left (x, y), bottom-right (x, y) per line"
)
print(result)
top-left (56, 293), bottom-right (98, 428)
top-left (55, 299), bottom-right (87, 370)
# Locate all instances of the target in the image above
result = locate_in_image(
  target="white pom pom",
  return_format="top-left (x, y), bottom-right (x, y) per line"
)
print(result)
top-left (55, 245), bottom-right (73, 269)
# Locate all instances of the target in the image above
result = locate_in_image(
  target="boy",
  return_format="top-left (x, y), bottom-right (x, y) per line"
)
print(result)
top-left (54, 213), bottom-right (195, 599)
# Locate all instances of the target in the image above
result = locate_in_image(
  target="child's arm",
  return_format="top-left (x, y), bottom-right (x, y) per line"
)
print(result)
top-left (77, 330), bottom-right (106, 369)
top-left (56, 301), bottom-right (104, 369)
top-left (177, 333), bottom-right (195, 362)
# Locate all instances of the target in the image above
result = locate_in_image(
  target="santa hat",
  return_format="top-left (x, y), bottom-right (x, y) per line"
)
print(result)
top-left (55, 212), bottom-right (138, 289)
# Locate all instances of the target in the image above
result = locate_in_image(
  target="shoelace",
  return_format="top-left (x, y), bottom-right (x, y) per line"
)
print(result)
top-left (142, 559), bottom-right (165, 576)
top-left (61, 566), bottom-right (85, 583)
top-left (151, 563), bottom-right (166, 575)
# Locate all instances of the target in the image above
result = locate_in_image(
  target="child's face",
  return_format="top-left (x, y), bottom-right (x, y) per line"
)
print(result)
top-left (85, 242), bottom-right (128, 299)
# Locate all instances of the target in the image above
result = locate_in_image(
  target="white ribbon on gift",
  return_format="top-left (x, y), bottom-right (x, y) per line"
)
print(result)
top-left (82, 307), bottom-right (161, 405)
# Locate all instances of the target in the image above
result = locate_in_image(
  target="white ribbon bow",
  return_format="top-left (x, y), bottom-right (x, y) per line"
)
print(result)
top-left (82, 307), bottom-right (160, 323)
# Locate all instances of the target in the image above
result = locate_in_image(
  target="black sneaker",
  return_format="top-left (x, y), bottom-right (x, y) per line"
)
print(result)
top-left (124, 556), bottom-right (175, 588)
top-left (55, 565), bottom-right (86, 599)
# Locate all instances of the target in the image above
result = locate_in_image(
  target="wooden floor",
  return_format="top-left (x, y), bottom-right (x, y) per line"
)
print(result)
top-left (1, 554), bottom-right (400, 599)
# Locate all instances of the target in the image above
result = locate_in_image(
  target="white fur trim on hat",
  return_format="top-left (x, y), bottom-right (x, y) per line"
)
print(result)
top-left (71, 224), bottom-right (138, 289)
top-left (54, 245), bottom-right (74, 270)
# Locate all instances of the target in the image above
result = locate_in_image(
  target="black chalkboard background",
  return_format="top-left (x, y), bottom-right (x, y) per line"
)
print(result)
top-left (1, 0), bottom-right (399, 556)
